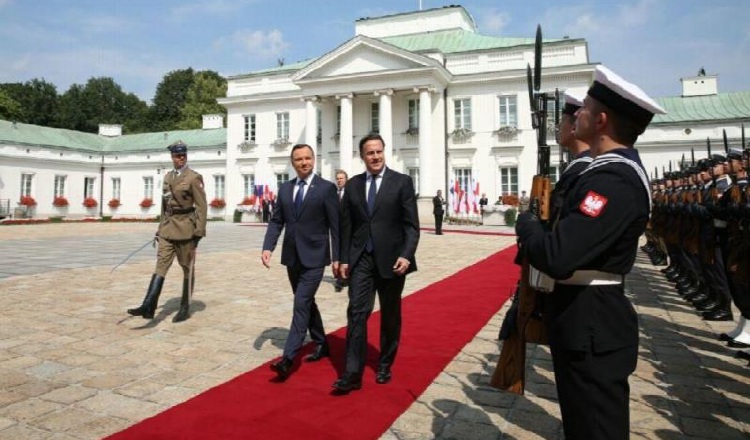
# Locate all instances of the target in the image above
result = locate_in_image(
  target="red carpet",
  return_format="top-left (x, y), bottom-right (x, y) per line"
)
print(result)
top-left (108, 246), bottom-right (518, 440)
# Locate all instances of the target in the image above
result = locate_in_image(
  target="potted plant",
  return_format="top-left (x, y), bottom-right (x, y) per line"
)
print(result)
top-left (140, 198), bottom-right (154, 208)
top-left (19, 195), bottom-right (37, 207)
top-left (210, 198), bottom-right (226, 209)
top-left (53, 196), bottom-right (69, 207)
top-left (494, 125), bottom-right (519, 137)
top-left (240, 195), bottom-right (256, 206)
top-left (404, 126), bottom-right (419, 136)
top-left (83, 197), bottom-right (98, 208)
top-left (108, 198), bottom-right (121, 208)
top-left (451, 127), bottom-right (474, 142)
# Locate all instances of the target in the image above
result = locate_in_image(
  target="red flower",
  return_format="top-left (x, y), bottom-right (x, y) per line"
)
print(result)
top-left (140, 198), bottom-right (154, 208)
top-left (240, 196), bottom-right (256, 205)
top-left (19, 196), bottom-right (37, 206)
top-left (210, 198), bottom-right (226, 208)
top-left (53, 196), bottom-right (69, 207)
top-left (83, 197), bottom-right (98, 208)
top-left (108, 199), bottom-right (121, 208)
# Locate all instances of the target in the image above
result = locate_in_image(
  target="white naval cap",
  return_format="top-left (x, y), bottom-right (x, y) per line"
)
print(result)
top-left (562, 89), bottom-right (586, 116)
top-left (587, 65), bottom-right (666, 134)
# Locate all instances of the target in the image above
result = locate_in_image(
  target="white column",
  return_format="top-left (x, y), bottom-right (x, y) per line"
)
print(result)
top-left (303, 96), bottom-right (319, 173)
top-left (418, 87), bottom-right (434, 197)
top-left (338, 93), bottom-right (354, 174)
top-left (376, 89), bottom-right (394, 165)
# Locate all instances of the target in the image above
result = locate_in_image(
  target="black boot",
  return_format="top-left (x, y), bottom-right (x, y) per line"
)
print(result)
top-left (172, 278), bottom-right (191, 323)
top-left (127, 274), bottom-right (165, 319)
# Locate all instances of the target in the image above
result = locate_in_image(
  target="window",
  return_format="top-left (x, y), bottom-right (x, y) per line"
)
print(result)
top-left (316, 109), bottom-right (322, 146)
top-left (84, 177), bottom-right (96, 199)
top-left (454, 98), bottom-right (472, 130)
top-left (20, 173), bottom-right (33, 197)
top-left (276, 173), bottom-right (290, 190)
top-left (549, 166), bottom-right (560, 186)
top-left (498, 95), bottom-right (517, 127)
top-left (242, 174), bottom-right (255, 197)
top-left (454, 168), bottom-right (472, 193)
top-left (370, 102), bottom-right (379, 133)
top-left (112, 178), bottom-right (121, 200)
top-left (408, 99), bottom-right (420, 130)
top-left (54, 175), bottom-right (66, 197)
top-left (407, 168), bottom-right (419, 196)
top-left (214, 175), bottom-right (226, 199)
top-left (277, 112), bottom-right (289, 140)
top-left (336, 106), bottom-right (341, 135)
top-left (498, 167), bottom-right (518, 195)
top-left (143, 176), bottom-right (154, 199)
top-left (244, 114), bottom-right (256, 142)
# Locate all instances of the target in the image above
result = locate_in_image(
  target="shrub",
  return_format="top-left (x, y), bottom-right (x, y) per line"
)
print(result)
top-left (101, 215), bottom-right (113, 222)
top-left (233, 209), bottom-right (243, 223)
top-left (49, 216), bottom-right (64, 223)
top-left (504, 208), bottom-right (518, 226)
top-left (83, 197), bottom-right (98, 208)
top-left (53, 196), bottom-right (69, 207)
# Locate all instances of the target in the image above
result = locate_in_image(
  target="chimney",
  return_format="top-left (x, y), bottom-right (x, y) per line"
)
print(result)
top-left (680, 69), bottom-right (718, 97)
top-left (98, 124), bottom-right (122, 137)
top-left (202, 114), bottom-right (224, 130)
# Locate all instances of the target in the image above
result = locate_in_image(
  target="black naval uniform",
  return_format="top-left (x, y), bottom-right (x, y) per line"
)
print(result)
top-left (550, 151), bottom-right (593, 225)
top-left (516, 148), bottom-right (650, 440)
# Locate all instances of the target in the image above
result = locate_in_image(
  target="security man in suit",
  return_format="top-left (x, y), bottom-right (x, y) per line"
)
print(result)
top-left (127, 140), bottom-right (207, 323)
top-left (333, 133), bottom-right (420, 393)
top-left (516, 65), bottom-right (666, 439)
top-left (262, 144), bottom-right (339, 380)
top-left (334, 169), bottom-right (349, 293)
top-left (432, 189), bottom-right (445, 235)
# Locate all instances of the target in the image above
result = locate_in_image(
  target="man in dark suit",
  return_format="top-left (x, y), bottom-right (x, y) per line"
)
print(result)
top-left (334, 169), bottom-right (349, 292)
top-left (332, 133), bottom-right (420, 393)
top-left (432, 190), bottom-right (445, 235)
top-left (262, 144), bottom-right (339, 380)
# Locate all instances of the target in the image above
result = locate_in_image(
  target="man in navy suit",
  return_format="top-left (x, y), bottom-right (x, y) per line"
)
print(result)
top-left (332, 133), bottom-right (420, 393)
top-left (262, 144), bottom-right (339, 380)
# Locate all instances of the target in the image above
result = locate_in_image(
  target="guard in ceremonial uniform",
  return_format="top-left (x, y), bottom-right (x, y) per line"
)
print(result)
top-left (127, 141), bottom-right (208, 323)
top-left (515, 66), bottom-right (666, 440)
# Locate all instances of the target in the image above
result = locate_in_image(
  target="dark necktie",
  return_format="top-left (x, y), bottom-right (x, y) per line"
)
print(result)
top-left (294, 180), bottom-right (306, 214)
top-left (367, 175), bottom-right (378, 216)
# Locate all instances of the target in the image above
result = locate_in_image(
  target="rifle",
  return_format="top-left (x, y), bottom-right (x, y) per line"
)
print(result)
top-left (491, 24), bottom-right (553, 395)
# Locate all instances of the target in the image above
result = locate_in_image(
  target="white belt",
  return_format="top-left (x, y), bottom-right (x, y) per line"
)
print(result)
top-left (714, 219), bottom-right (727, 228)
top-left (557, 270), bottom-right (623, 286)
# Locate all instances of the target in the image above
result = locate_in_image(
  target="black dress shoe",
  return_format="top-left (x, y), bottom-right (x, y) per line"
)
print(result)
top-left (702, 308), bottom-right (733, 321)
top-left (270, 358), bottom-right (293, 380)
top-left (305, 344), bottom-right (330, 362)
top-left (332, 373), bottom-right (362, 393)
top-left (375, 367), bottom-right (392, 384)
top-left (727, 339), bottom-right (750, 348)
top-left (736, 350), bottom-right (750, 360)
top-left (719, 333), bottom-right (734, 342)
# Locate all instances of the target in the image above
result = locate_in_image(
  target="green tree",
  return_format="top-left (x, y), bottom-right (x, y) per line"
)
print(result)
top-left (150, 68), bottom-right (195, 131)
top-left (0, 79), bottom-right (59, 126)
top-left (0, 88), bottom-right (23, 121)
top-left (56, 84), bottom-right (88, 131)
top-left (175, 70), bottom-right (227, 130)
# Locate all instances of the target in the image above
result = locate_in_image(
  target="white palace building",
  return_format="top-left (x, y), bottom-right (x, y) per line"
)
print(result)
top-left (1, 5), bottom-right (748, 223)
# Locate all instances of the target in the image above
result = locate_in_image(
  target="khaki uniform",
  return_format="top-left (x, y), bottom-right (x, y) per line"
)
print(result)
top-left (155, 167), bottom-right (207, 278)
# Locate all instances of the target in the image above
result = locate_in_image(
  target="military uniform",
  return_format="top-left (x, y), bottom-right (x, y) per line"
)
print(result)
top-left (516, 65), bottom-right (666, 440)
top-left (127, 141), bottom-right (207, 323)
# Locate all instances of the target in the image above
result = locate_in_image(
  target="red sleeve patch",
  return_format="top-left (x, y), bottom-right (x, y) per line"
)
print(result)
top-left (579, 191), bottom-right (608, 217)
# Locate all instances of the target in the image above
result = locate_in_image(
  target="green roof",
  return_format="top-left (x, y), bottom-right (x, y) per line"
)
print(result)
top-left (0, 119), bottom-right (226, 153)
top-left (653, 91), bottom-right (750, 124)
top-left (381, 29), bottom-right (568, 54)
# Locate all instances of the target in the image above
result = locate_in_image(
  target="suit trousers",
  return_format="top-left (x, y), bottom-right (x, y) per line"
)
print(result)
top-left (282, 263), bottom-right (326, 361)
top-left (434, 212), bottom-right (444, 234)
top-left (344, 251), bottom-right (405, 375)
top-left (551, 343), bottom-right (638, 440)
top-left (155, 237), bottom-right (194, 278)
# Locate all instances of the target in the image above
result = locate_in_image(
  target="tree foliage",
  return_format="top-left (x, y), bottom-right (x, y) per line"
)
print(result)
top-left (1, 67), bottom-right (226, 134)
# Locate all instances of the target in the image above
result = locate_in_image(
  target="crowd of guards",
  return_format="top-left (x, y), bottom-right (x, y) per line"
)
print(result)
top-left (644, 140), bottom-right (750, 364)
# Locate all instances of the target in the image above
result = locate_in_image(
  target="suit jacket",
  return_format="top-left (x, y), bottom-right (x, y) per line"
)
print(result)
top-left (340, 167), bottom-right (419, 278)
top-left (432, 196), bottom-right (444, 215)
top-left (262, 174), bottom-right (339, 269)
top-left (159, 167), bottom-right (207, 240)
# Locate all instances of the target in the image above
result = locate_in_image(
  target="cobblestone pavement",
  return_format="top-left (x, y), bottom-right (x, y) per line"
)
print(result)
top-left (0, 222), bottom-right (747, 439)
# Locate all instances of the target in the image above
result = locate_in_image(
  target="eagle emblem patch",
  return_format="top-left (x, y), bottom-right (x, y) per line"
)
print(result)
top-left (579, 191), bottom-right (608, 217)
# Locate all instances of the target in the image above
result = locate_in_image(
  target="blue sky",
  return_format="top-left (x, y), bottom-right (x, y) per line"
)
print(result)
top-left (1, 0), bottom-right (747, 103)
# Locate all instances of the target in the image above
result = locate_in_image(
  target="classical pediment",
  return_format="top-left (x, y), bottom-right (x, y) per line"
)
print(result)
top-left (292, 35), bottom-right (445, 82)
